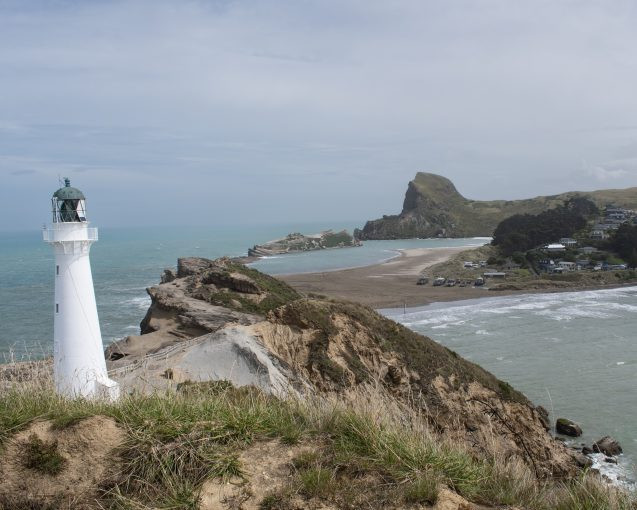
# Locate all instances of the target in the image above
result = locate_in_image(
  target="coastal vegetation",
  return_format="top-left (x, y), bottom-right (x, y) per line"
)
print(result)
top-left (611, 224), bottom-right (637, 268)
top-left (0, 382), bottom-right (634, 509)
top-left (491, 198), bottom-right (598, 256)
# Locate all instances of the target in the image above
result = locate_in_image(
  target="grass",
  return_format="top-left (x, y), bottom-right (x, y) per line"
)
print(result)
top-left (0, 382), bottom-right (634, 509)
top-left (20, 433), bottom-right (67, 475)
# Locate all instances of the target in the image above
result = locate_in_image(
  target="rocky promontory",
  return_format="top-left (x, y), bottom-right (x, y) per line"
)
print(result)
top-left (356, 172), bottom-right (637, 239)
top-left (248, 229), bottom-right (360, 257)
top-left (107, 256), bottom-right (588, 479)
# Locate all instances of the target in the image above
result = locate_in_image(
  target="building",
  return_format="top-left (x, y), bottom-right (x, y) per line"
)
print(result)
top-left (545, 243), bottom-right (566, 252)
top-left (559, 238), bottom-right (577, 247)
top-left (557, 261), bottom-right (576, 271)
top-left (590, 230), bottom-right (608, 240)
top-left (43, 178), bottom-right (119, 400)
top-left (579, 246), bottom-right (598, 255)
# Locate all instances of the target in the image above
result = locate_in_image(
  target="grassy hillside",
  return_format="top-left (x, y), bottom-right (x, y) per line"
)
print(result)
top-left (0, 382), bottom-right (634, 509)
top-left (357, 173), bottom-right (637, 239)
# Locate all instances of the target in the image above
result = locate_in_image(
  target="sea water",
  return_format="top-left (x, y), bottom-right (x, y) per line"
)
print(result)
top-left (382, 289), bottom-right (637, 484)
top-left (0, 224), bottom-right (485, 359)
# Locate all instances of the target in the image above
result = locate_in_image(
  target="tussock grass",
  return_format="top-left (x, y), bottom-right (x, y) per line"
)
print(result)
top-left (0, 381), bottom-right (634, 509)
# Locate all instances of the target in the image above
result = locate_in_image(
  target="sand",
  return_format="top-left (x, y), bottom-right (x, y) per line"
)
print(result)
top-left (279, 246), bottom-right (493, 309)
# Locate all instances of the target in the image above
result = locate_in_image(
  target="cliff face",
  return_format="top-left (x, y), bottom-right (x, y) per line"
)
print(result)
top-left (107, 257), bottom-right (589, 479)
top-left (356, 172), bottom-right (637, 239)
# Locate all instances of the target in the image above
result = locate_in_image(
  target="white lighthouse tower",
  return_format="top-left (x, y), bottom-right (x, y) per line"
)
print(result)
top-left (43, 178), bottom-right (119, 399)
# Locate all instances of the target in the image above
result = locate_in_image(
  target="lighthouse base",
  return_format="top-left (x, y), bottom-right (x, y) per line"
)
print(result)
top-left (95, 377), bottom-right (120, 401)
top-left (56, 372), bottom-right (120, 401)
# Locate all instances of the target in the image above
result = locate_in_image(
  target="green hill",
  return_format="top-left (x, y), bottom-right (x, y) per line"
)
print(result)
top-left (356, 172), bottom-right (637, 239)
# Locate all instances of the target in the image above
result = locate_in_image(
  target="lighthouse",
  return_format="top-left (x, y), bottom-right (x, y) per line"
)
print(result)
top-left (43, 178), bottom-right (119, 399)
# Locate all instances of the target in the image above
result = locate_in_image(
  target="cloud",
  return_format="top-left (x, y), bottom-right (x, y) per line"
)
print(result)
top-left (2, 1), bottom-right (637, 229)
top-left (582, 158), bottom-right (637, 182)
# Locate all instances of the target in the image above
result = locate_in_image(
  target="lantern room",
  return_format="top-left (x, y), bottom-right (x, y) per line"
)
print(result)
top-left (52, 178), bottom-right (87, 223)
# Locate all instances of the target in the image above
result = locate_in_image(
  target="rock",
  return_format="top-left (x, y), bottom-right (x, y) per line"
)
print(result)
top-left (160, 268), bottom-right (176, 283)
top-left (604, 457), bottom-right (618, 464)
top-left (573, 452), bottom-right (593, 468)
top-left (201, 268), bottom-right (261, 294)
top-left (248, 229), bottom-right (361, 257)
top-left (177, 257), bottom-right (217, 277)
top-left (593, 436), bottom-right (622, 456)
top-left (434, 488), bottom-right (475, 510)
top-left (556, 418), bottom-right (582, 437)
top-left (582, 446), bottom-right (593, 455)
top-left (112, 326), bottom-right (307, 396)
top-left (536, 405), bottom-right (550, 431)
top-left (357, 171), bottom-right (637, 240)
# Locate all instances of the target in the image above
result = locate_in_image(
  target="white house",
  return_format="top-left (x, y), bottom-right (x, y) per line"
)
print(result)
top-left (546, 243), bottom-right (566, 252)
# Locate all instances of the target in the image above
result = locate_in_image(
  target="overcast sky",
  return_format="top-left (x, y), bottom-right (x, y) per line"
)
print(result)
top-left (2, 0), bottom-right (637, 231)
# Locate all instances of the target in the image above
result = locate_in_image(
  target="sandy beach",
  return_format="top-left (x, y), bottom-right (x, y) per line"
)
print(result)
top-left (279, 246), bottom-right (491, 309)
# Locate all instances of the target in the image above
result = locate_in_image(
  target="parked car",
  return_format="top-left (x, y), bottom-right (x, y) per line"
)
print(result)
top-left (433, 277), bottom-right (446, 286)
top-left (446, 279), bottom-right (456, 287)
top-left (416, 276), bottom-right (429, 285)
top-left (474, 277), bottom-right (485, 286)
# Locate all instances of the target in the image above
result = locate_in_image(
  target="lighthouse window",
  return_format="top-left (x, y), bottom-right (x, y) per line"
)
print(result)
top-left (56, 265), bottom-right (59, 275)
top-left (56, 304), bottom-right (59, 313)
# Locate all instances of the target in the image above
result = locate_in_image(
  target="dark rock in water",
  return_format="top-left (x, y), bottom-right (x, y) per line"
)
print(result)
top-left (556, 418), bottom-right (582, 437)
top-left (604, 457), bottom-right (618, 464)
top-left (573, 452), bottom-right (593, 468)
top-left (581, 446), bottom-right (593, 455)
top-left (161, 269), bottom-right (176, 284)
top-left (593, 436), bottom-right (622, 456)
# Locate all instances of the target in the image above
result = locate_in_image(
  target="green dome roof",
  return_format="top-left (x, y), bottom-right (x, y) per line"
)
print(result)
top-left (53, 178), bottom-right (85, 200)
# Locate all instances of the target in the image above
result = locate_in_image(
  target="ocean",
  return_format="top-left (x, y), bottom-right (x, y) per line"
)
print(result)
top-left (1, 224), bottom-right (634, 482)
top-left (0, 223), bottom-right (485, 359)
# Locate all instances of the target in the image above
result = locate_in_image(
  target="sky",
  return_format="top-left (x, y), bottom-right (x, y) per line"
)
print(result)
top-left (2, 0), bottom-right (637, 231)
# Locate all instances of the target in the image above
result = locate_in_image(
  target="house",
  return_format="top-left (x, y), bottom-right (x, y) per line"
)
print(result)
top-left (593, 223), bottom-right (618, 231)
top-left (538, 259), bottom-right (555, 272)
top-left (559, 238), bottom-right (577, 247)
top-left (590, 230), bottom-right (608, 240)
top-left (579, 246), bottom-right (597, 255)
top-left (557, 261), bottom-right (576, 271)
top-left (546, 243), bottom-right (566, 253)
top-left (575, 259), bottom-right (591, 269)
top-left (483, 272), bottom-right (506, 279)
